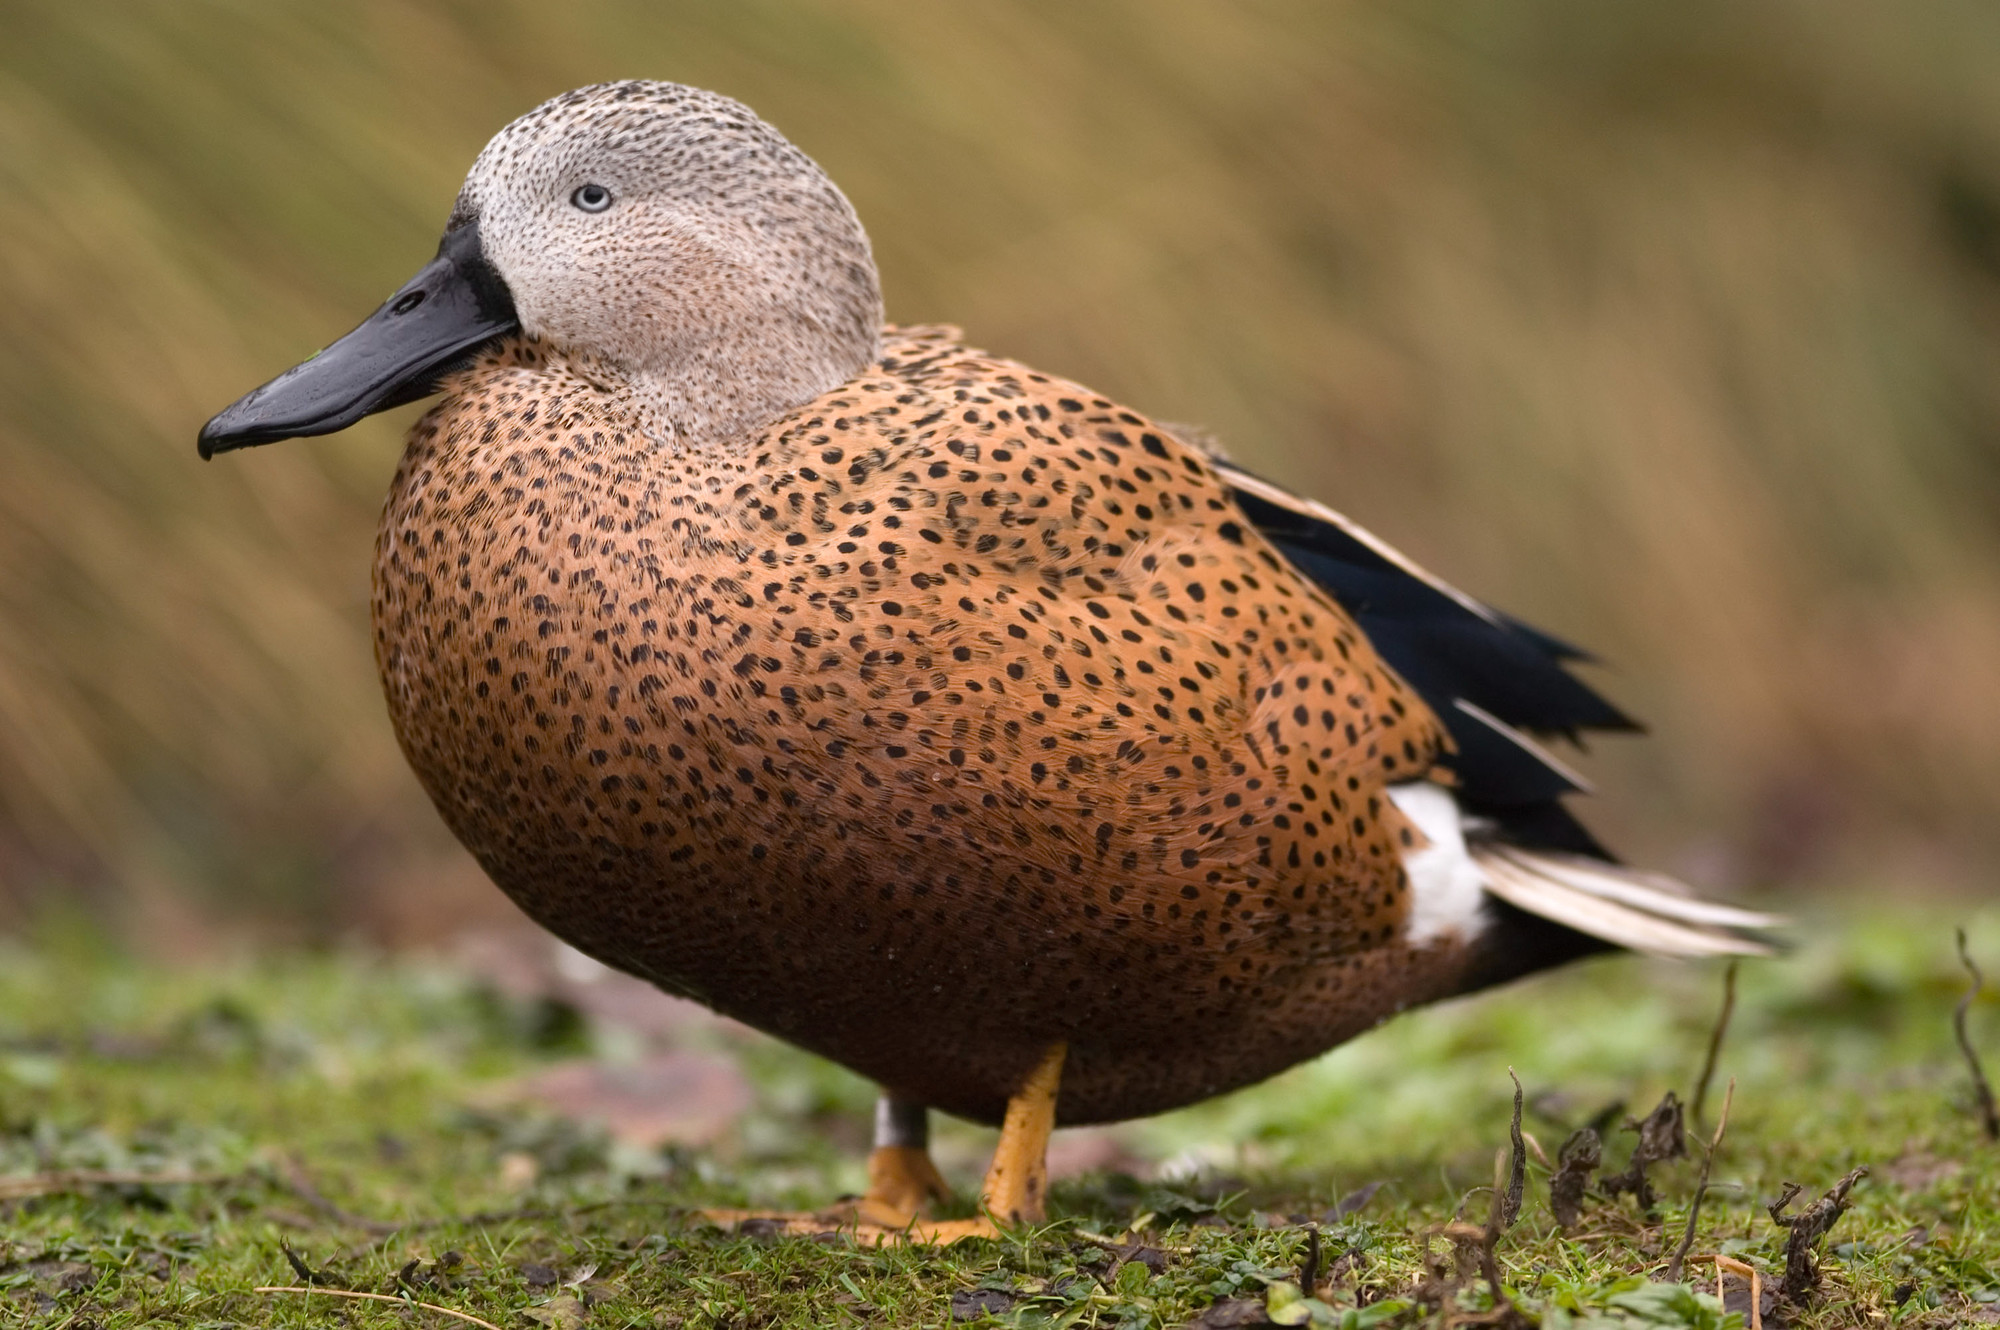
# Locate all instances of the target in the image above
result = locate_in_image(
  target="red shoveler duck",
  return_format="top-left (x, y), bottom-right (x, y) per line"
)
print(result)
top-left (201, 81), bottom-right (1777, 1242)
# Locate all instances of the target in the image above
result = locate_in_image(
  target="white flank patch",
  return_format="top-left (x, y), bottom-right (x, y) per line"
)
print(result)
top-left (1389, 785), bottom-right (1783, 957)
top-left (1386, 781), bottom-right (1491, 947)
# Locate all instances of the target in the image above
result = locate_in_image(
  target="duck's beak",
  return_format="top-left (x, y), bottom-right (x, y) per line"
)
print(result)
top-left (198, 222), bottom-right (519, 458)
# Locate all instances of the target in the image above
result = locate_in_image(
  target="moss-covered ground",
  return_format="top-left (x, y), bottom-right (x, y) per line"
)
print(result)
top-left (1, 901), bottom-right (1996, 1328)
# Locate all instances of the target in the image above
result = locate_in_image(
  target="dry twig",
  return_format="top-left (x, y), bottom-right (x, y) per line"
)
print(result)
top-left (257, 1286), bottom-right (503, 1330)
top-left (1954, 927), bottom-right (1999, 1140)
top-left (1666, 1079), bottom-right (1734, 1283)
top-left (1464, 1150), bottom-right (1533, 1326)
top-left (1501, 1068), bottom-right (1526, 1228)
top-left (1714, 1255), bottom-right (1763, 1330)
top-left (1691, 960), bottom-right (1738, 1133)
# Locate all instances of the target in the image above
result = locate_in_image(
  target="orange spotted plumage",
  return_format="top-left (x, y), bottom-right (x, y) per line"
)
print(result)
top-left (202, 81), bottom-right (1777, 1238)
top-left (374, 326), bottom-right (1463, 1125)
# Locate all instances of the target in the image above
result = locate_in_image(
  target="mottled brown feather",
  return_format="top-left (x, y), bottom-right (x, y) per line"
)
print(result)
top-left (373, 326), bottom-right (1483, 1125)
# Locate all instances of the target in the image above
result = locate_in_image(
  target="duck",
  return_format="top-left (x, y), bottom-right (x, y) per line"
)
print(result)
top-left (199, 80), bottom-right (1778, 1242)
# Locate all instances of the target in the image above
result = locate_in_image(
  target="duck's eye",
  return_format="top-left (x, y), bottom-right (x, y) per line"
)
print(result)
top-left (571, 184), bottom-right (613, 213)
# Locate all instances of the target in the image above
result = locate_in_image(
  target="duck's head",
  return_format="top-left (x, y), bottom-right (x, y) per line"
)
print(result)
top-left (199, 81), bottom-right (882, 457)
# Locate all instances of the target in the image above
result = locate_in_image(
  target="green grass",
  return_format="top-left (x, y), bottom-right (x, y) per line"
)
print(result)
top-left (2, 901), bottom-right (1997, 1328)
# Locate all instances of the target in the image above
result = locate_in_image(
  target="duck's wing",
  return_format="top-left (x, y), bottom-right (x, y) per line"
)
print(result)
top-left (1212, 460), bottom-right (1628, 855)
top-left (1210, 459), bottom-right (1781, 961)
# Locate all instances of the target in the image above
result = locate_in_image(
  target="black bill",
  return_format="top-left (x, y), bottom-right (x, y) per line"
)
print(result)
top-left (198, 222), bottom-right (519, 458)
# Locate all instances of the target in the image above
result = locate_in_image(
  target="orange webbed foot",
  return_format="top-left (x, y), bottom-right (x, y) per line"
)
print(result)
top-left (700, 1046), bottom-right (1067, 1247)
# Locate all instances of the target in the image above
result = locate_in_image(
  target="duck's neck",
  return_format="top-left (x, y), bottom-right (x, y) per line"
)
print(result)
top-left (563, 313), bottom-right (881, 452)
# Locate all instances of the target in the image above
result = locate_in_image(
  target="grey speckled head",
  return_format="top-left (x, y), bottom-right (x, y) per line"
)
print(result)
top-left (456, 80), bottom-right (884, 446)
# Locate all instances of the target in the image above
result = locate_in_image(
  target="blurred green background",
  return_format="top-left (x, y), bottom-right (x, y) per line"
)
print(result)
top-left (3, 0), bottom-right (1999, 945)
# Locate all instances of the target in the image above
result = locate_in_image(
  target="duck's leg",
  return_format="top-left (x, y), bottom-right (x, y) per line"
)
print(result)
top-left (701, 1044), bottom-right (1066, 1245)
top-left (698, 1092), bottom-right (950, 1233)
top-left (856, 1096), bottom-right (950, 1223)
top-left (902, 1041), bottom-right (1067, 1243)
top-left (974, 1041), bottom-right (1065, 1224)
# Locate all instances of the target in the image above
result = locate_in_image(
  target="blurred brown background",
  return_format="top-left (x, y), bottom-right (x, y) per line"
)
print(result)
top-left (2, 0), bottom-right (1997, 947)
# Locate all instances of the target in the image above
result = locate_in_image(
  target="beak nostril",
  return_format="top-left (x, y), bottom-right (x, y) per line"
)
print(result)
top-left (392, 291), bottom-right (427, 315)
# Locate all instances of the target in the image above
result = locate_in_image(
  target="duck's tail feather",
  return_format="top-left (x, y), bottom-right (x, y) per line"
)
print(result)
top-left (1472, 843), bottom-right (1782, 958)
